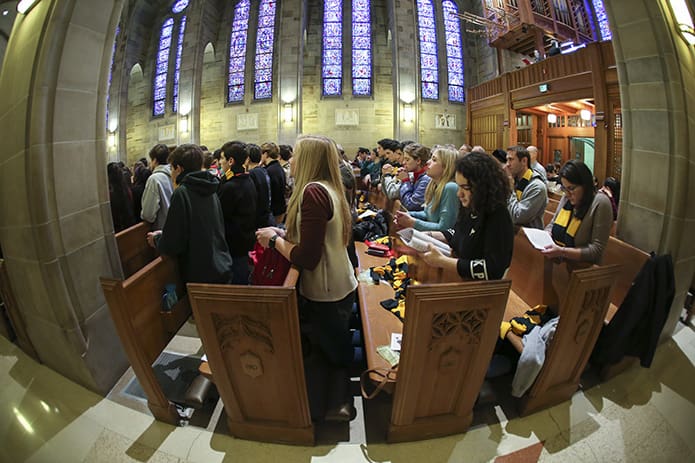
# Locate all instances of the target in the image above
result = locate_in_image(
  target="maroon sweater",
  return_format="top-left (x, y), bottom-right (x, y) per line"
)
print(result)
top-left (289, 183), bottom-right (333, 270)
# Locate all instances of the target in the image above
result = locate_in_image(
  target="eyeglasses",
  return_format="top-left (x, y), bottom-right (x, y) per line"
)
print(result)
top-left (560, 184), bottom-right (579, 193)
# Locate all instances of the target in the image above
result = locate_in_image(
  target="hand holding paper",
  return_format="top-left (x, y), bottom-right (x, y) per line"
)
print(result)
top-left (522, 227), bottom-right (555, 251)
top-left (397, 228), bottom-right (452, 257)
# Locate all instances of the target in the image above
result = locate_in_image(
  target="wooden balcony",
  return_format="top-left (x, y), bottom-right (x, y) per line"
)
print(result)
top-left (481, 0), bottom-right (596, 56)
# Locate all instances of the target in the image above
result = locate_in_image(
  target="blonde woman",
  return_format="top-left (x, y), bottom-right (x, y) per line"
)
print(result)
top-left (256, 135), bottom-right (357, 422)
top-left (394, 145), bottom-right (460, 232)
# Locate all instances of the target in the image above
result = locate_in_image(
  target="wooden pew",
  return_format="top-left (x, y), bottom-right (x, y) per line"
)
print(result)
top-left (186, 268), bottom-right (314, 446)
top-left (100, 256), bottom-right (192, 425)
top-left (115, 222), bottom-right (156, 278)
top-left (355, 242), bottom-right (511, 442)
top-left (602, 236), bottom-right (650, 322)
top-left (507, 264), bottom-right (620, 415)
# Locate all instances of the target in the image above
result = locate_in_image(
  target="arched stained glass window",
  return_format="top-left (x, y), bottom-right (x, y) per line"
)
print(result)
top-left (442, 1), bottom-right (464, 102)
top-left (153, 18), bottom-right (174, 116)
top-left (254, 0), bottom-right (277, 100)
top-left (171, 0), bottom-right (189, 14)
top-left (416, 0), bottom-right (438, 100)
top-left (322, 0), bottom-right (342, 96)
top-left (172, 16), bottom-right (187, 113)
top-left (352, 0), bottom-right (371, 96)
top-left (228, 0), bottom-right (250, 103)
top-left (591, 0), bottom-right (611, 40)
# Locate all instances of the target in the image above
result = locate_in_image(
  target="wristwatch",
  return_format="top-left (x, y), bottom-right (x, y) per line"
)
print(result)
top-left (268, 234), bottom-right (279, 249)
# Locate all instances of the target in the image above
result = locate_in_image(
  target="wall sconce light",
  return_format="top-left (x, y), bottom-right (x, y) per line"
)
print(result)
top-left (668, 0), bottom-right (695, 45)
top-left (283, 103), bottom-right (293, 123)
top-left (580, 109), bottom-right (592, 121)
top-left (179, 114), bottom-right (189, 134)
top-left (547, 114), bottom-right (557, 124)
top-left (403, 103), bottom-right (414, 123)
top-left (17, 0), bottom-right (40, 14)
top-left (107, 131), bottom-right (116, 149)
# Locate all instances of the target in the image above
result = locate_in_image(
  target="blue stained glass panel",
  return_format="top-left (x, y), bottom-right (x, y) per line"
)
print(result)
top-left (323, 65), bottom-right (342, 78)
top-left (324, 79), bottom-right (341, 96)
top-left (324, 37), bottom-right (342, 49)
top-left (352, 0), bottom-right (371, 96)
top-left (449, 86), bottom-right (464, 102)
top-left (422, 82), bottom-right (438, 100)
top-left (353, 65), bottom-right (370, 78)
top-left (229, 86), bottom-right (244, 102)
top-left (228, 0), bottom-right (250, 103)
top-left (254, 0), bottom-right (276, 100)
top-left (153, 18), bottom-right (174, 116)
top-left (353, 79), bottom-right (370, 95)
top-left (229, 74), bottom-right (244, 86)
top-left (173, 16), bottom-right (186, 113)
top-left (443, 1), bottom-right (464, 102)
top-left (154, 100), bottom-right (165, 115)
top-left (255, 82), bottom-right (272, 99)
top-left (591, 0), bottom-right (611, 40)
top-left (353, 23), bottom-right (369, 36)
top-left (322, 0), bottom-right (342, 96)
top-left (171, 0), bottom-right (189, 14)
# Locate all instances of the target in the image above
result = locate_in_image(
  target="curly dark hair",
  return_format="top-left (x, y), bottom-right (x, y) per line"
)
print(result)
top-left (456, 152), bottom-right (510, 215)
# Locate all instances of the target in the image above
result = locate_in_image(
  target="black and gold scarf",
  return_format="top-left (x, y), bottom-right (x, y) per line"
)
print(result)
top-left (514, 168), bottom-right (534, 200)
top-left (551, 201), bottom-right (582, 247)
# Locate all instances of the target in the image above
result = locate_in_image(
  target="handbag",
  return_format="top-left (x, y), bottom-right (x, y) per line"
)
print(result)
top-left (250, 242), bottom-right (291, 286)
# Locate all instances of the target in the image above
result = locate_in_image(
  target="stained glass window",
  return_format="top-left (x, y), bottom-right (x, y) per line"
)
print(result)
top-left (171, 0), bottom-right (189, 14)
top-left (106, 26), bottom-right (119, 126)
top-left (254, 0), bottom-right (277, 100)
top-left (228, 0), bottom-right (250, 103)
top-left (591, 0), bottom-right (611, 41)
top-left (442, 1), bottom-right (464, 102)
top-left (322, 0), bottom-right (342, 96)
top-left (172, 16), bottom-right (186, 113)
top-left (352, 0), bottom-right (371, 96)
top-left (416, 0), bottom-right (438, 100)
top-left (153, 18), bottom-right (174, 116)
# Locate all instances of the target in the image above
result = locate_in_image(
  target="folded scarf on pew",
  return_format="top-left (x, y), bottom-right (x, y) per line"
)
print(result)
top-left (370, 256), bottom-right (419, 320)
top-left (500, 304), bottom-right (554, 340)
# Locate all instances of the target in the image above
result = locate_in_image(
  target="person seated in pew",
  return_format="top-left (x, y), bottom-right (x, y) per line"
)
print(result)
top-left (255, 135), bottom-right (358, 422)
top-left (541, 160), bottom-right (613, 264)
top-left (505, 146), bottom-right (548, 229)
top-left (394, 143), bottom-right (432, 211)
top-left (393, 145), bottom-right (459, 233)
top-left (146, 144), bottom-right (234, 284)
top-left (418, 152), bottom-right (514, 280)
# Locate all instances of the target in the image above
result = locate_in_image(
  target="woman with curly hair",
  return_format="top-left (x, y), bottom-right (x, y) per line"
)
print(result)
top-left (420, 152), bottom-right (514, 280)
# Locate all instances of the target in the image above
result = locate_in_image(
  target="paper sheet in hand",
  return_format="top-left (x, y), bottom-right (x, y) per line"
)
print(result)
top-left (396, 228), bottom-right (451, 257)
top-left (523, 227), bottom-right (554, 250)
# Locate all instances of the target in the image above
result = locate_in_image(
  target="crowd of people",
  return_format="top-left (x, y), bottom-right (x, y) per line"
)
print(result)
top-left (106, 135), bottom-right (620, 422)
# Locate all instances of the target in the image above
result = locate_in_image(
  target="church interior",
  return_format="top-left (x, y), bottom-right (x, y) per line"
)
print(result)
top-left (1, 0), bottom-right (694, 461)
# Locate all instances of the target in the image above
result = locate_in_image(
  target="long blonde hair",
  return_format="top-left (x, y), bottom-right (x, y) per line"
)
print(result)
top-left (285, 135), bottom-right (352, 246)
top-left (424, 146), bottom-right (458, 213)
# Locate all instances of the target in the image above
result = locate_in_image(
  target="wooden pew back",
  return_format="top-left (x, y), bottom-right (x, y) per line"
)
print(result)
top-left (100, 256), bottom-right (191, 424)
top-left (601, 236), bottom-right (650, 314)
top-left (186, 269), bottom-right (314, 445)
top-left (520, 264), bottom-right (620, 415)
top-left (388, 280), bottom-right (511, 442)
top-left (115, 222), bottom-right (156, 278)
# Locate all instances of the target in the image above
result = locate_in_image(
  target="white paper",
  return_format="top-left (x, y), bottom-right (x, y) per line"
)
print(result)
top-left (397, 228), bottom-right (451, 257)
top-left (523, 227), bottom-right (554, 251)
top-left (200, 354), bottom-right (208, 362)
top-left (390, 333), bottom-right (402, 352)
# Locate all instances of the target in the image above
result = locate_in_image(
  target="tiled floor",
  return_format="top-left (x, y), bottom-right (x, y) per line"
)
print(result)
top-left (2, 322), bottom-right (694, 463)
